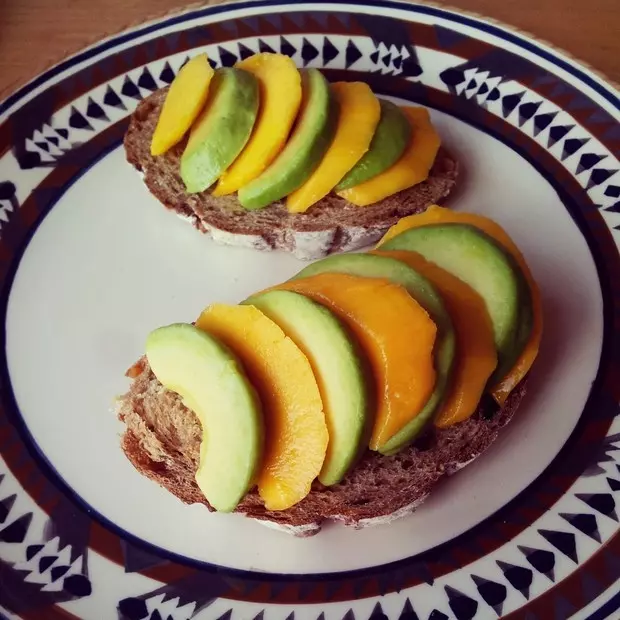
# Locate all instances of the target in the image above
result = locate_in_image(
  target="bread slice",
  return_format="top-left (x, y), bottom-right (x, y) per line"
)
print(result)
top-left (117, 357), bottom-right (526, 536)
top-left (124, 90), bottom-right (460, 260)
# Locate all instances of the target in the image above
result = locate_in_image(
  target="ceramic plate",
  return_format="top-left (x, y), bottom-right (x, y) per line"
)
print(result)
top-left (0, 1), bottom-right (619, 618)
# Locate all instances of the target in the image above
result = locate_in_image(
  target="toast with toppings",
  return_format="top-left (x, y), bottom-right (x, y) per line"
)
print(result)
top-left (124, 85), bottom-right (459, 260)
top-left (115, 205), bottom-right (541, 536)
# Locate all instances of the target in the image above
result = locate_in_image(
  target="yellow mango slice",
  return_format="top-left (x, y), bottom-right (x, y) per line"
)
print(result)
top-left (379, 205), bottom-right (543, 405)
top-left (337, 107), bottom-right (440, 207)
top-left (150, 54), bottom-right (214, 156)
top-left (286, 82), bottom-right (381, 213)
top-left (212, 54), bottom-right (302, 196)
top-left (377, 250), bottom-right (498, 427)
top-left (196, 304), bottom-right (327, 511)
top-left (277, 273), bottom-right (437, 451)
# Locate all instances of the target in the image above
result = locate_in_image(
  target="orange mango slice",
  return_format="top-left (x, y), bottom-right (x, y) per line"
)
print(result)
top-left (336, 107), bottom-right (441, 207)
top-left (380, 205), bottom-right (543, 405)
top-left (377, 250), bottom-right (498, 427)
top-left (286, 82), bottom-right (381, 213)
top-left (150, 54), bottom-right (214, 156)
top-left (277, 273), bottom-right (437, 451)
top-left (212, 54), bottom-right (302, 196)
top-left (196, 304), bottom-right (327, 511)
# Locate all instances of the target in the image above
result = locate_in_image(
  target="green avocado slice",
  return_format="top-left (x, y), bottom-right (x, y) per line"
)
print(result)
top-left (335, 99), bottom-right (411, 191)
top-left (145, 323), bottom-right (263, 512)
top-left (180, 67), bottom-right (259, 194)
top-left (238, 68), bottom-right (338, 210)
top-left (244, 289), bottom-right (372, 485)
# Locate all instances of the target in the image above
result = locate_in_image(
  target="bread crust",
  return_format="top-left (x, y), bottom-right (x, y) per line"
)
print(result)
top-left (123, 89), bottom-right (459, 260)
top-left (118, 358), bottom-right (526, 535)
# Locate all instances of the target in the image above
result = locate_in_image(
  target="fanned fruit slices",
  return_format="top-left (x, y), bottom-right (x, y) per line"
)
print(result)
top-left (149, 51), bottom-right (442, 211)
top-left (144, 205), bottom-right (542, 512)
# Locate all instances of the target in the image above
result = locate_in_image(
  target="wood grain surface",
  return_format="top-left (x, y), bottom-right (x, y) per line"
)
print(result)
top-left (1, 0), bottom-right (618, 100)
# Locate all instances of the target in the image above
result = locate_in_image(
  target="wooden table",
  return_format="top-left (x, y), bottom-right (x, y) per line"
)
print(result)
top-left (1, 0), bottom-right (618, 100)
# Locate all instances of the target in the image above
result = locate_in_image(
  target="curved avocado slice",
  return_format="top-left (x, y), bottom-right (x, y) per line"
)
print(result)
top-left (238, 68), bottom-right (338, 210)
top-left (335, 100), bottom-right (411, 191)
top-left (180, 68), bottom-right (259, 194)
top-left (244, 289), bottom-right (372, 485)
top-left (382, 223), bottom-right (532, 383)
top-left (294, 253), bottom-right (455, 455)
top-left (145, 323), bottom-right (263, 512)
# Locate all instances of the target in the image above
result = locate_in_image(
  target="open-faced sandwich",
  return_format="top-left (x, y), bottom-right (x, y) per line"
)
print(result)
top-left (117, 206), bottom-right (543, 536)
top-left (124, 52), bottom-right (459, 259)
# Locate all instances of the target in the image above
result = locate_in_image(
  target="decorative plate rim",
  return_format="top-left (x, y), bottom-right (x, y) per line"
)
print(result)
top-left (0, 1), bottom-right (619, 618)
top-left (2, 0), bottom-right (620, 118)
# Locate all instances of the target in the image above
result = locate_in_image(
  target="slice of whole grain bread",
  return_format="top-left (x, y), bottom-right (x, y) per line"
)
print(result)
top-left (124, 89), bottom-right (459, 260)
top-left (118, 357), bottom-right (526, 536)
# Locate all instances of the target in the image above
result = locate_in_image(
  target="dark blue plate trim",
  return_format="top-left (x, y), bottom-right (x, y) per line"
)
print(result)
top-left (588, 590), bottom-right (620, 620)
